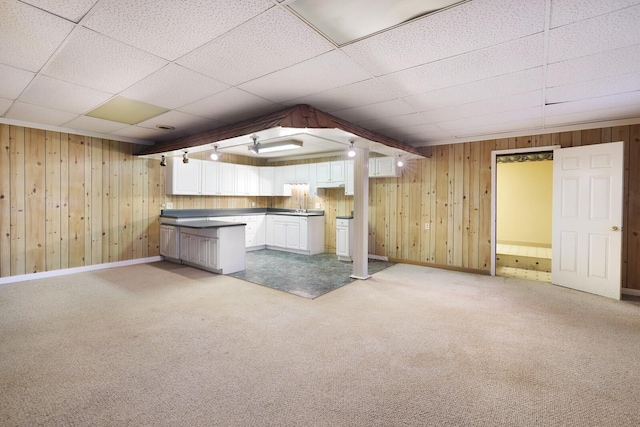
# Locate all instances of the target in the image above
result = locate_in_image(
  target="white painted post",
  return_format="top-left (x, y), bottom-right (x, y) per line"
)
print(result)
top-left (351, 147), bottom-right (371, 280)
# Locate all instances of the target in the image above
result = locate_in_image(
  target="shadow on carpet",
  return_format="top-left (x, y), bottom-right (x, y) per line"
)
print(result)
top-left (228, 249), bottom-right (394, 299)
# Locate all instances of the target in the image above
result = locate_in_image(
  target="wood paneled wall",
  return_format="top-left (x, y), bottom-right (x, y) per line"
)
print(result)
top-left (2, 123), bottom-right (638, 290)
top-left (0, 125), bottom-right (162, 277)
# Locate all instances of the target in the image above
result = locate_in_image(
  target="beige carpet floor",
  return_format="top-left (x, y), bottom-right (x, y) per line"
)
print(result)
top-left (1, 261), bottom-right (639, 426)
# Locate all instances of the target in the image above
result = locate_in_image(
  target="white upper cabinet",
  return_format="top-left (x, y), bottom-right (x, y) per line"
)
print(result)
top-left (235, 164), bottom-right (260, 196)
top-left (259, 166), bottom-right (275, 196)
top-left (369, 157), bottom-right (400, 178)
top-left (345, 160), bottom-right (354, 196)
top-left (283, 165), bottom-right (296, 184)
top-left (295, 164), bottom-right (309, 183)
top-left (202, 161), bottom-right (235, 195)
top-left (165, 157), bottom-right (202, 195)
top-left (316, 161), bottom-right (345, 188)
top-left (273, 167), bottom-right (293, 196)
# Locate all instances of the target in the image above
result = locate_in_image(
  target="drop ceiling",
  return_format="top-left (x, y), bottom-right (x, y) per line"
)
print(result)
top-left (2, 0), bottom-right (640, 153)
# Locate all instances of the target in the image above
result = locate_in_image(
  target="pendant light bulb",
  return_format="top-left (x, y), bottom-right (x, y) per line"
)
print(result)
top-left (210, 145), bottom-right (221, 161)
top-left (347, 140), bottom-right (356, 158)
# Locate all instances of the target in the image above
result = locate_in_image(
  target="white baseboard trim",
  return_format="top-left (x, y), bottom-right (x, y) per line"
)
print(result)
top-left (368, 254), bottom-right (389, 261)
top-left (0, 256), bottom-right (162, 285)
top-left (622, 288), bottom-right (640, 297)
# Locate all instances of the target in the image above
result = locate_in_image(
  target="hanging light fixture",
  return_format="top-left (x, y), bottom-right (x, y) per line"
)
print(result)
top-left (182, 151), bottom-right (189, 164)
top-left (210, 145), bottom-right (221, 161)
top-left (396, 154), bottom-right (404, 168)
top-left (248, 135), bottom-right (261, 154)
top-left (347, 140), bottom-right (356, 158)
top-left (159, 155), bottom-right (167, 167)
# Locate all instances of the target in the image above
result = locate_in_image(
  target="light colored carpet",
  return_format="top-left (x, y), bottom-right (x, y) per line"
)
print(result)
top-left (1, 261), bottom-right (639, 426)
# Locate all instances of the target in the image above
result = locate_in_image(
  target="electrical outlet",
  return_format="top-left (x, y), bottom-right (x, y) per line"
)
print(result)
top-left (251, 201), bottom-right (255, 207)
top-left (315, 203), bottom-right (321, 209)
top-left (166, 202), bottom-right (173, 209)
top-left (424, 223), bottom-right (430, 230)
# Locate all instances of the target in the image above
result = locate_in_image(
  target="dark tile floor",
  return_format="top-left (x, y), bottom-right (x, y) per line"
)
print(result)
top-left (228, 249), bottom-right (394, 299)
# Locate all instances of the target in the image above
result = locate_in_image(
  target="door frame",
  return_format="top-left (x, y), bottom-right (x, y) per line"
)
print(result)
top-left (490, 145), bottom-right (560, 276)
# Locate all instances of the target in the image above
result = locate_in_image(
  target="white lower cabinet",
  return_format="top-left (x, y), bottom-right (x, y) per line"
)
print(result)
top-left (336, 218), bottom-right (353, 261)
top-left (266, 215), bottom-right (323, 255)
top-left (160, 225), bottom-right (179, 259)
top-left (178, 226), bottom-right (245, 274)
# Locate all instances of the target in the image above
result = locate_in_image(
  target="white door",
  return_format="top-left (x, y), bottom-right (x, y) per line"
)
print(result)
top-left (551, 141), bottom-right (624, 299)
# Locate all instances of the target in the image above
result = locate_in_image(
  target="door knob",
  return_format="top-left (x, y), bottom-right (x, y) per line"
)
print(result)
top-left (611, 226), bottom-right (619, 231)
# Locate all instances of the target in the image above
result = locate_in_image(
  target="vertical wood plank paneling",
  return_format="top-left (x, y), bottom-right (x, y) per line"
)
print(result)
top-left (45, 131), bottom-right (61, 271)
top-left (83, 137), bottom-right (92, 266)
top-left (59, 134), bottom-right (69, 269)
top-left (132, 148), bottom-right (144, 259)
top-left (109, 140), bottom-right (120, 261)
top-left (0, 125), bottom-right (11, 277)
top-left (25, 128), bottom-right (46, 273)
top-left (581, 128), bottom-right (600, 145)
top-left (462, 143), bottom-right (471, 268)
top-left (559, 131), bottom-right (573, 148)
top-left (10, 126), bottom-right (26, 275)
top-left (478, 140), bottom-right (493, 270)
top-left (91, 138), bottom-right (103, 265)
top-left (387, 178), bottom-right (398, 259)
top-left (419, 157), bottom-right (431, 262)
top-left (435, 146), bottom-right (449, 265)
top-left (68, 134), bottom-right (85, 268)
top-left (571, 130), bottom-right (582, 146)
top-left (627, 125), bottom-right (640, 289)
top-left (468, 141), bottom-right (480, 269)
top-left (453, 143), bottom-right (464, 266)
top-left (101, 140), bottom-right (110, 263)
top-left (119, 142), bottom-right (133, 261)
top-left (374, 180), bottom-right (387, 256)
top-left (613, 126), bottom-right (631, 289)
top-left (407, 161), bottom-right (421, 261)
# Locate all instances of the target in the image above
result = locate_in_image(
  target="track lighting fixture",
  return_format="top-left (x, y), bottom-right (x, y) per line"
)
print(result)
top-left (347, 140), bottom-right (356, 158)
top-left (182, 151), bottom-right (189, 164)
top-left (248, 135), bottom-right (260, 154)
top-left (210, 145), bottom-right (221, 161)
top-left (159, 155), bottom-right (166, 167)
top-left (396, 154), bottom-right (404, 168)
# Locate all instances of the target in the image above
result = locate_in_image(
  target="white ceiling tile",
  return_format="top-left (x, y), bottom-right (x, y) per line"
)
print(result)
top-left (238, 51), bottom-right (371, 103)
top-left (284, 79), bottom-right (397, 112)
top-left (330, 100), bottom-right (416, 123)
top-left (546, 72), bottom-right (640, 104)
top-left (110, 125), bottom-right (169, 140)
top-left (548, 5), bottom-right (640, 63)
top-left (546, 44), bottom-right (640, 87)
top-left (404, 67), bottom-right (543, 112)
top-left (62, 115), bottom-right (128, 133)
top-left (137, 110), bottom-right (223, 134)
top-left (20, 0), bottom-right (99, 23)
top-left (0, 64), bottom-right (35, 99)
top-left (544, 91), bottom-right (640, 117)
top-left (0, 0), bottom-right (75, 72)
top-left (421, 90), bottom-right (542, 124)
top-left (177, 8), bottom-right (334, 85)
top-left (5, 101), bottom-right (78, 125)
top-left (42, 27), bottom-right (168, 93)
top-left (453, 118), bottom-right (543, 138)
top-left (178, 88), bottom-right (279, 122)
top-left (378, 34), bottom-right (544, 97)
top-left (550, 0), bottom-right (640, 28)
top-left (437, 106), bottom-right (542, 131)
top-left (0, 98), bottom-right (13, 115)
top-left (355, 112), bottom-right (432, 131)
top-left (544, 104), bottom-right (640, 127)
top-left (381, 123), bottom-right (448, 139)
top-left (19, 75), bottom-right (112, 114)
top-left (120, 64), bottom-right (229, 109)
top-left (84, 0), bottom-right (272, 60)
top-left (342, 0), bottom-right (544, 76)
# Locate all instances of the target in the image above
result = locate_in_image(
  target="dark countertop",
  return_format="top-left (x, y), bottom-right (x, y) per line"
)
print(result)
top-left (161, 220), bottom-right (245, 229)
top-left (160, 208), bottom-right (324, 218)
top-left (336, 216), bottom-right (354, 219)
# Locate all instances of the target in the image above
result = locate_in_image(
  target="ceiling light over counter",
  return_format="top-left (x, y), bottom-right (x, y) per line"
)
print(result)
top-left (248, 139), bottom-right (303, 154)
top-left (288, 0), bottom-right (465, 45)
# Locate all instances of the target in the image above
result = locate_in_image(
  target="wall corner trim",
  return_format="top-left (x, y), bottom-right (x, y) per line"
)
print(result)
top-left (0, 257), bottom-right (163, 286)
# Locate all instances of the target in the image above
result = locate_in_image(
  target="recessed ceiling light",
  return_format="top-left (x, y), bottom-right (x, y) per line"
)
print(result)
top-left (86, 96), bottom-right (169, 125)
top-left (288, 0), bottom-right (465, 45)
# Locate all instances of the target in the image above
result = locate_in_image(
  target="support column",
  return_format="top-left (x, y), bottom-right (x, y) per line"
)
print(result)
top-left (351, 147), bottom-right (371, 280)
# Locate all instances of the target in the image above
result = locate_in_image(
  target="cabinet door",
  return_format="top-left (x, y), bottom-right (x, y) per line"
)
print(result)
top-left (298, 218), bottom-right (308, 250)
top-left (265, 216), bottom-right (275, 245)
top-left (283, 165), bottom-right (296, 184)
top-left (260, 167), bottom-right (274, 196)
top-left (247, 166), bottom-right (260, 195)
top-left (205, 238), bottom-right (219, 270)
top-left (316, 162), bottom-right (331, 185)
top-left (254, 215), bottom-right (266, 245)
top-left (285, 222), bottom-right (301, 249)
top-left (170, 158), bottom-right (201, 195)
top-left (376, 157), bottom-right (397, 177)
top-left (330, 161), bottom-right (345, 183)
top-left (235, 164), bottom-right (248, 195)
top-left (218, 163), bottom-right (235, 195)
top-left (295, 164), bottom-right (309, 183)
top-left (201, 161), bottom-right (219, 195)
top-left (336, 226), bottom-right (349, 256)
top-left (345, 160), bottom-right (354, 195)
top-left (180, 233), bottom-right (191, 261)
top-left (194, 236), bottom-right (208, 265)
top-left (273, 220), bottom-right (287, 247)
top-left (160, 225), bottom-right (179, 258)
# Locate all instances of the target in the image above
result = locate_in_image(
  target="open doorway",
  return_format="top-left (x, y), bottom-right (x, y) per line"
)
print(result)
top-left (491, 146), bottom-right (559, 282)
